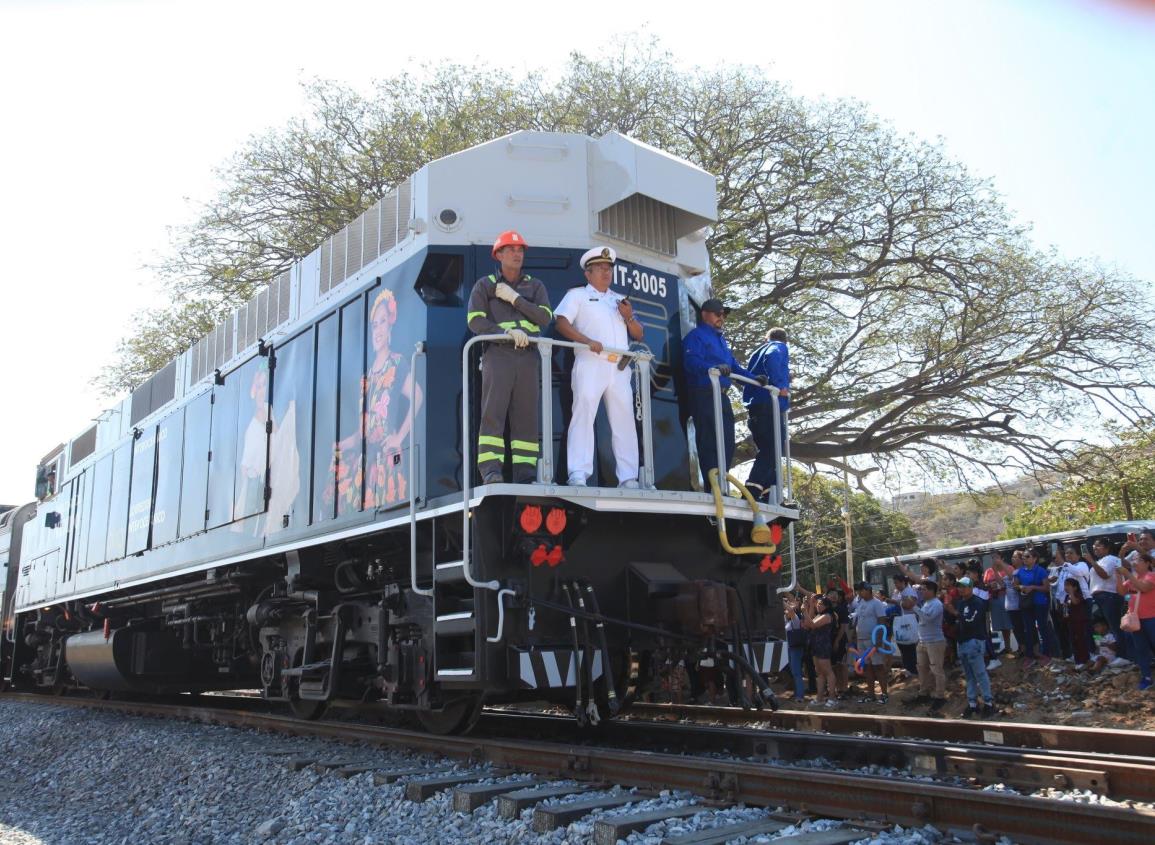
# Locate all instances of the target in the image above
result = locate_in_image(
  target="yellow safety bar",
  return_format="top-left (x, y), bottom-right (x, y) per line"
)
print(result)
top-left (707, 468), bottom-right (778, 556)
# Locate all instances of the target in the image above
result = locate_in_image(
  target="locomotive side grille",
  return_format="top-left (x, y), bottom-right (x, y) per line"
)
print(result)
top-left (346, 212), bottom-right (364, 276)
top-left (362, 200), bottom-right (380, 265)
top-left (320, 237), bottom-right (333, 294)
top-left (181, 179), bottom-right (412, 391)
top-left (597, 193), bottom-right (677, 256)
top-left (272, 271), bottom-right (291, 326)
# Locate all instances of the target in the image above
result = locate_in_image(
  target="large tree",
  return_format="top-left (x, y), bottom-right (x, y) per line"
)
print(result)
top-left (101, 43), bottom-right (1155, 484)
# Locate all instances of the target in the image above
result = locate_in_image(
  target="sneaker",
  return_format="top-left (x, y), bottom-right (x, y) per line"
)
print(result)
top-left (981, 702), bottom-right (998, 719)
top-left (1140, 678), bottom-right (1153, 691)
top-left (986, 659), bottom-right (1002, 671)
top-left (618, 478), bottom-right (640, 490)
top-left (566, 473), bottom-right (588, 486)
top-left (1048, 663), bottom-right (1065, 673)
top-left (961, 705), bottom-right (979, 719)
top-left (877, 694), bottom-right (888, 704)
top-left (825, 698), bottom-right (838, 708)
top-left (929, 698), bottom-right (947, 712)
top-left (1109, 657), bottom-right (1131, 668)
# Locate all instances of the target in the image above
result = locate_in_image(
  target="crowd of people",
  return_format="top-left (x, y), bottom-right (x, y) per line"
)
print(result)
top-left (781, 528), bottom-right (1155, 717)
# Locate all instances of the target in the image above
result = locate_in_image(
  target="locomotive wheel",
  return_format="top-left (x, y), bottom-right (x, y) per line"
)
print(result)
top-left (288, 694), bottom-right (328, 721)
top-left (416, 693), bottom-right (483, 735)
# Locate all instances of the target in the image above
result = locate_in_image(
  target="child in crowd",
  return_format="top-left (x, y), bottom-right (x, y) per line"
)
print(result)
top-left (1089, 618), bottom-right (1118, 673)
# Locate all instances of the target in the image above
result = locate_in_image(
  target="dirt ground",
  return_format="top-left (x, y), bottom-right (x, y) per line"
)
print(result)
top-left (768, 651), bottom-right (1155, 731)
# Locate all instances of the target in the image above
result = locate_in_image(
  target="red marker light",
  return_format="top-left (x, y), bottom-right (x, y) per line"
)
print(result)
top-left (545, 507), bottom-right (567, 535)
top-left (519, 505), bottom-right (543, 534)
top-left (530, 544), bottom-right (549, 567)
top-left (770, 523), bottom-right (783, 545)
top-left (546, 545), bottom-right (564, 567)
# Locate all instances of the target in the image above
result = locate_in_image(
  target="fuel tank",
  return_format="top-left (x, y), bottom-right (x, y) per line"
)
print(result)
top-left (65, 628), bottom-right (192, 693)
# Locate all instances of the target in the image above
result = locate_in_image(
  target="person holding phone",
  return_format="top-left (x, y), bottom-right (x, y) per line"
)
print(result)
top-left (1086, 537), bottom-right (1129, 663)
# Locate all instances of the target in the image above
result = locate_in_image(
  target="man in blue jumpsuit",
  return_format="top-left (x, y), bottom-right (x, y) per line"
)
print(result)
top-left (682, 298), bottom-right (757, 485)
top-left (743, 327), bottom-right (790, 502)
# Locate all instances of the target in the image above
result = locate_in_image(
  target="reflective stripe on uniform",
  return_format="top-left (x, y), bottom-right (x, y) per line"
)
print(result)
top-left (518, 320), bottom-right (541, 332)
top-left (477, 451), bottom-right (504, 464)
top-left (478, 435), bottom-right (505, 448)
top-left (510, 439), bottom-right (539, 453)
top-left (467, 310), bottom-right (487, 323)
top-left (511, 455), bottom-right (538, 465)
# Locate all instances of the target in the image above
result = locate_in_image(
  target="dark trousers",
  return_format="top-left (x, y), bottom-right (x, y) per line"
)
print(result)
top-left (1068, 602), bottom-right (1091, 664)
top-left (1008, 608), bottom-right (1025, 653)
top-left (1022, 603), bottom-right (1056, 658)
top-left (1051, 605), bottom-right (1073, 659)
top-left (1093, 592), bottom-right (1128, 659)
top-left (897, 642), bottom-right (918, 673)
top-left (478, 346), bottom-right (540, 482)
top-left (747, 404), bottom-right (785, 492)
top-left (689, 386), bottom-right (734, 481)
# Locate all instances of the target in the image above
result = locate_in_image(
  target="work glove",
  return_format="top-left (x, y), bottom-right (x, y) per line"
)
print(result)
top-left (756, 375), bottom-right (769, 387)
top-left (494, 282), bottom-right (521, 304)
top-left (506, 327), bottom-right (530, 349)
top-left (717, 365), bottom-right (731, 377)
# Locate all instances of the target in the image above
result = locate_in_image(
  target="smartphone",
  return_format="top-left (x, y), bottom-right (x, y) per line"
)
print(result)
top-left (1080, 543), bottom-right (1089, 556)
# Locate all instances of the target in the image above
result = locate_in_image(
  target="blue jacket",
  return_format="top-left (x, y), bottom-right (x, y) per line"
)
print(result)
top-left (682, 324), bottom-right (750, 389)
top-left (743, 340), bottom-right (789, 409)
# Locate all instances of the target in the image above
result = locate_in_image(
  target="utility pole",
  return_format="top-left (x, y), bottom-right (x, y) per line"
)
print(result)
top-left (841, 467), bottom-right (854, 587)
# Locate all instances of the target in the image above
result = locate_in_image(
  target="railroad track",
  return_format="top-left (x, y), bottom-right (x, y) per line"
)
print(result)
top-left (4, 692), bottom-right (1153, 844)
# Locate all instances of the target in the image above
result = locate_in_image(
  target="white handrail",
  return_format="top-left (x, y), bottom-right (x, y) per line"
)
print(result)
top-left (460, 333), bottom-right (655, 593)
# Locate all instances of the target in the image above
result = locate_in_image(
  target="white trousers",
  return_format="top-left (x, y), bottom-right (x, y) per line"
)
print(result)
top-left (566, 356), bottom-right (638, 482)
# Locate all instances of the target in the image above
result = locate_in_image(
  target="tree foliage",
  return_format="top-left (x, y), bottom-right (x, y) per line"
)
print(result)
top-left (101, 41), bottom-right (1155, 485)
top-left (1001, 426), bottom-right (1155, 536)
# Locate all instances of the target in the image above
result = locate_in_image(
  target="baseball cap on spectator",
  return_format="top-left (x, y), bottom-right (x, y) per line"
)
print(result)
top-left (700, 298), bottom-right (732, 315)
top-left (957, 576), bottom-right (974, 588)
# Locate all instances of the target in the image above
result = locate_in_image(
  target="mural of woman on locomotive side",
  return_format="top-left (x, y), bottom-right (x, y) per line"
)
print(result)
top-left (330, 288), bottom-right (422, 512)
top-left (235, 359), bottom-right (270, 521)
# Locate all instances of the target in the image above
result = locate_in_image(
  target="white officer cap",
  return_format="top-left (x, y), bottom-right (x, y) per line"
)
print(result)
top-left (579, 246), bottom-right (617, 270)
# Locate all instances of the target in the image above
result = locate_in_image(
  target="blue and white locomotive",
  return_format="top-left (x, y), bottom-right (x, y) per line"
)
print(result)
top-left (1, 132), bottom-right (798, 732)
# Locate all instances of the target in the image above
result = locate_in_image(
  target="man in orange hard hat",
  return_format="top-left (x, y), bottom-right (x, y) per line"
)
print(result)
top-left (466, 230), bottom-right (553, 484)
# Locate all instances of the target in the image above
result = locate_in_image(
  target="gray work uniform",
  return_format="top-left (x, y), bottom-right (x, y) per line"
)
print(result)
top-left (466, 273), bottom-right (552, 481)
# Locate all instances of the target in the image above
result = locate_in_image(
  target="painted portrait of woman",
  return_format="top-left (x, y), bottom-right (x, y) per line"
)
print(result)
top-left (331, 288), bottom-right (422, 511)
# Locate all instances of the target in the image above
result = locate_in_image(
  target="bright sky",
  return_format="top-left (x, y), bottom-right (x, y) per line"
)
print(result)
top-left (1, 0), bottom-right (1152, 504)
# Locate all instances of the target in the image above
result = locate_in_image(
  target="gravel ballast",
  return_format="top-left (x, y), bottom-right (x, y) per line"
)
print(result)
top-left (0, 700), bottom-right (1011, 844)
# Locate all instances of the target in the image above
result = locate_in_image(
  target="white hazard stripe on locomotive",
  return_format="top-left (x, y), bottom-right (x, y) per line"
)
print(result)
top-left (516, 648), bottom-right (604, 689)
top-left (727, 640), bottom-right (789, 673)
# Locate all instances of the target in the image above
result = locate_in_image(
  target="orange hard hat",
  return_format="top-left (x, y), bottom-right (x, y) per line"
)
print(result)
top-left (492, 230), bottom-right (528, 258)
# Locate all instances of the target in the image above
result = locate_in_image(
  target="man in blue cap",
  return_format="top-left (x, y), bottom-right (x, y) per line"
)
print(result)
top-left (682, 298), bottom-right (758, 485)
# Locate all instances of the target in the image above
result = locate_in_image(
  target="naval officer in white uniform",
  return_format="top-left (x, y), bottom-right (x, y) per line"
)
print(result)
top-left (554, 246), bottom-right (645, 487)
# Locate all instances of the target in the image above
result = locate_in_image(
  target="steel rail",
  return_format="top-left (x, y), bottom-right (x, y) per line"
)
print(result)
top-left (624, 701), bottom-right (1155, 758)
top-left (3, 693), bottom-right (1151, 845)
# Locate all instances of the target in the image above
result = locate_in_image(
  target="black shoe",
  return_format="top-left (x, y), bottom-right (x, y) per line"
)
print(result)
top-left (929, 698), bottom-right (947, 712)
top-left (981, 703), bottom-right (998, 719)
top-left (481, 472), bottom-right (503, 485)
top-left (960, 705), bottom-right (979, 719)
